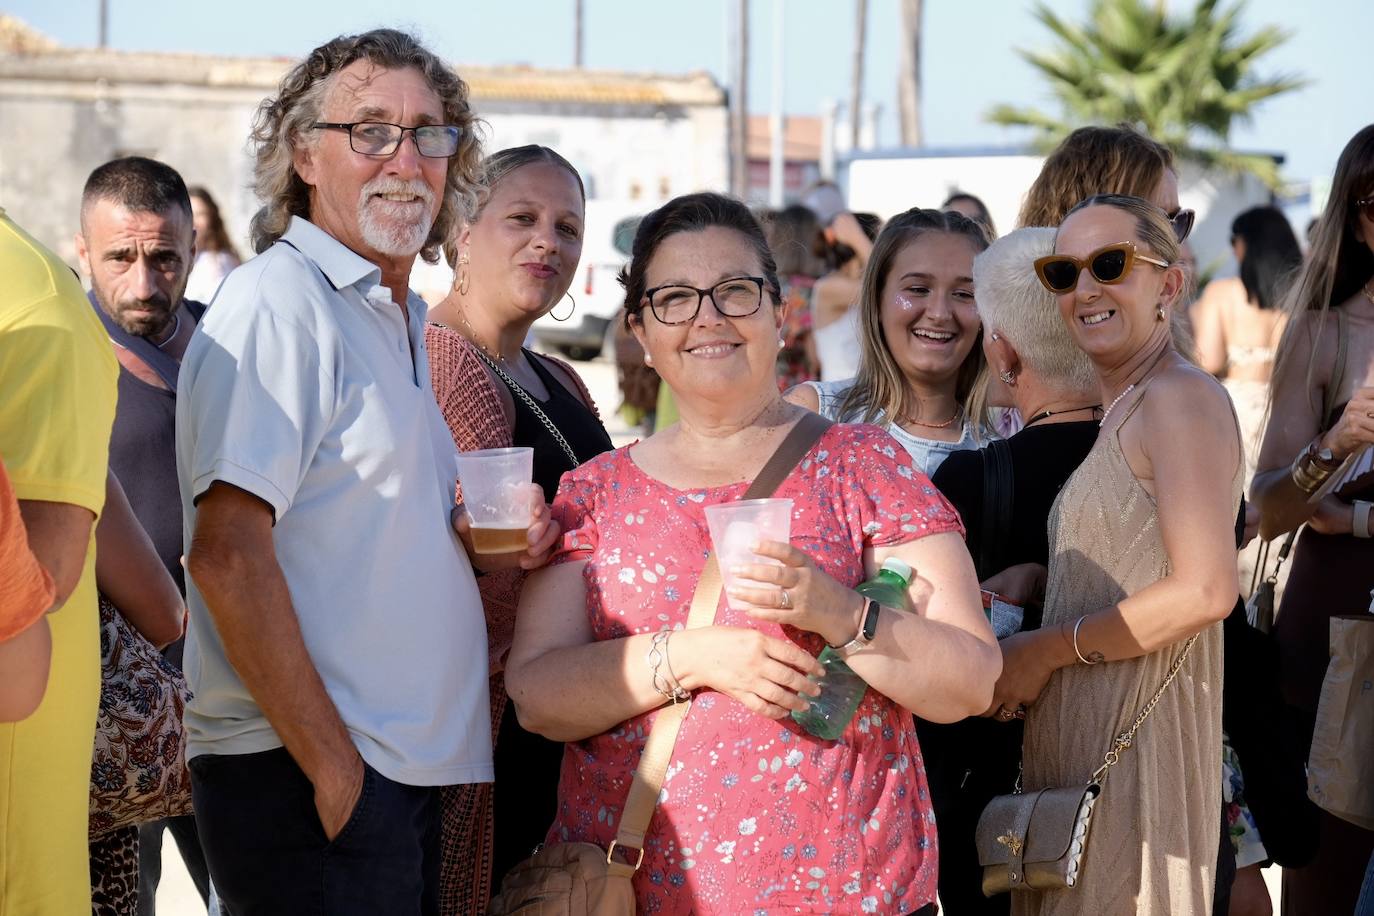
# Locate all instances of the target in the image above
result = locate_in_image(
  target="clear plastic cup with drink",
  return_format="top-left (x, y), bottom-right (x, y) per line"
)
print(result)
top-left (702, 498), bottom-right (793, 610)
top-left (454, 446), bottom-right (535, 555)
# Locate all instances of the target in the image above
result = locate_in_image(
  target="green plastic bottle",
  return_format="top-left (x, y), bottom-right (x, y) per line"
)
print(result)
top-left (791, 558), bottom-right (913, 740)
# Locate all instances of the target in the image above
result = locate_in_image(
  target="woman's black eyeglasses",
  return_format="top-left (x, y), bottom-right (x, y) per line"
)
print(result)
top-left (643, 277), bottom-right (768, 325)
top-left (1034, 241), bottom-right (1170, 294)
top-left (311, 121), bottom-right (462, 158)
top-left (1357, 196), bottom-right (1374, 223)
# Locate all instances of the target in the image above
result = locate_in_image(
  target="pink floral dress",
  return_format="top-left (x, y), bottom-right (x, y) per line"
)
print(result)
top-left (547, 423), bottom-right (963, 915)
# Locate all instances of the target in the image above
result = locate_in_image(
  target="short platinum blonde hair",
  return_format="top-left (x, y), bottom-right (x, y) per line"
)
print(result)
top-left (973, 228), bottom-right (1097, 391)
top-left (248, 28), bottom-right (484, 264)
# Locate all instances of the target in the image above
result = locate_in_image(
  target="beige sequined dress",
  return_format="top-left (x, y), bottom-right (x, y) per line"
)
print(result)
top-left (1015, 386), bottom-right (1238, 916)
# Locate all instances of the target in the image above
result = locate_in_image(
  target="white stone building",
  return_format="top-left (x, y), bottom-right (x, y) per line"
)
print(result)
top-left (0, 15), bottom-right (728, 294)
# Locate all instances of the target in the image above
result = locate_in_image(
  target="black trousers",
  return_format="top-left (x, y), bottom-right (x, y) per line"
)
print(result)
top-left (189, 747), bottom-right (440, 916)
top-left (137, 814), bottom-right (213, 915)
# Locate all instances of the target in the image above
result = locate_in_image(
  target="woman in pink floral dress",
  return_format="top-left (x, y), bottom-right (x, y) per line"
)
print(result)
top-left (507, 193), bottom-right (1002, 915)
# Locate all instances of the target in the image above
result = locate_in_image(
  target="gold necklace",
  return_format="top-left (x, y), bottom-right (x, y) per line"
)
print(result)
top-left (900, 407), bottom-right (962, 430)
top-left (456, 308), bottom-right (507, 363)
top-left (1362, 281), bottom-right (1374, 305)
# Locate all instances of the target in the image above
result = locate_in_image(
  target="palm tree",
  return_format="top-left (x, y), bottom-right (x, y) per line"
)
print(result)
top-left (986, 0), bottom-right (1307, 187)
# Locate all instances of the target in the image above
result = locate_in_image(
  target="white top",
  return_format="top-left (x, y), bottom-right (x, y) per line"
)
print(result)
top-left (806, 378), bottom-right (984, 477)
top-left (176, 217), bottom-right (492, 787)
top-left (814, 308), bottom-right (861, 382)
top-left (184, 249), bottom-right (239, 305)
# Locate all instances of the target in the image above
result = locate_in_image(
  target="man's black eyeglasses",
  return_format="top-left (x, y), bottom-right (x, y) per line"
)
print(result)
top-left (311, 121), bottom-right (462, 158)
top-left (1167, 207), bottom-right (1195, 244)
top-left (643, 277), bottom-right (768, 325)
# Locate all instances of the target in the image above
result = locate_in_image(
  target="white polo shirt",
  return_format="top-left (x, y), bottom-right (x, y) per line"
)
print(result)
top-left (176, 217), bottom-right (492, 786)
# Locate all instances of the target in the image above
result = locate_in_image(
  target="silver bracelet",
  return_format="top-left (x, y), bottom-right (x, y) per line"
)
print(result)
top-left (1072, 616), bottom-right (1104, 666)
top-left (1354, 500), bottom-right (1372, 539)
top-left (647, 631), bottom-right (689, 702)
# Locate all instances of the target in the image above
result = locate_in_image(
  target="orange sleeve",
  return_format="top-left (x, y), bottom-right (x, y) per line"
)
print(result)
top-left (0, 459), bottom-right (56, 642)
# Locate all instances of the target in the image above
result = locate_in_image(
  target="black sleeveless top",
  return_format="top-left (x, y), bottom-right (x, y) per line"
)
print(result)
top-left (507, 350), bottom-right (614, 501)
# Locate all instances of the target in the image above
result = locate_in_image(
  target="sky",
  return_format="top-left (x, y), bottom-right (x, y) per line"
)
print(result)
top-left (5, 0), bottom-right (1367, 186)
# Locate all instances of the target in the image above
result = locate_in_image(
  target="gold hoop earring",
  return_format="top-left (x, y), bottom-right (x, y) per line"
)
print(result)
top-left (456, 253), bottom-right (470, 296)
top-left (550, 292), bottom-right (575, 323)
top-left (1156, 304), bottom-right (1166, 322)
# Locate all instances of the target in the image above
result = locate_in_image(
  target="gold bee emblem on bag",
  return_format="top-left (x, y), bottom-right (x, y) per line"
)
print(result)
top-left (997, 833), bottom-right (1024, 856)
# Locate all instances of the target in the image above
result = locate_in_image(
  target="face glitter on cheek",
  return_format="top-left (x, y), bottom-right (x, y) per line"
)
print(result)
top-left (894, 293), bottom-right (918, 312)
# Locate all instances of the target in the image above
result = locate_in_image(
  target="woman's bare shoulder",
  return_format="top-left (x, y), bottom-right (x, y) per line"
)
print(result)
top-left (1146, 359), bottom-right (1237, 425)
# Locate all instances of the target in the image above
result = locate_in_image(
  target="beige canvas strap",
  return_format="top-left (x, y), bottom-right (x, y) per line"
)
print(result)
top-left (607, 411), bottom-right (832, 873)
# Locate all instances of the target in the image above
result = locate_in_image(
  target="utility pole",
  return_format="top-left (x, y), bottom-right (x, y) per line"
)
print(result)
top-left (573, 0), bottom-right (584, 68)
top-left (849, 0), bottom-right (867, 151)
top-left (730, 0), bottom-right (750, 198)
top-left (897, 0), bottom-right (923, 146)
top-left (98, 0), bottom-right (109, 49)
top-left (768, 0), bottom-right (786, 207)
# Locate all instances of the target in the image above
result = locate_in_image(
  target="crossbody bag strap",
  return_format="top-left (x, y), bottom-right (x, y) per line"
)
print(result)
top-left (1089, 633), bottom-right (1199, 786)
top-left (978, 438), bottom-right (1015, 579)
top-left (608, 411), bottom-right (833, 872)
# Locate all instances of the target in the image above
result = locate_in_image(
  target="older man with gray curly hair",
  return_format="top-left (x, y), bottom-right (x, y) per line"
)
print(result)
top-left (176, 29), bottom-right (560, 913)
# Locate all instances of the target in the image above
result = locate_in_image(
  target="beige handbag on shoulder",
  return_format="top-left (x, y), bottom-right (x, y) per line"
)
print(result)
top-left (486, 413), bottom-right (832, 916)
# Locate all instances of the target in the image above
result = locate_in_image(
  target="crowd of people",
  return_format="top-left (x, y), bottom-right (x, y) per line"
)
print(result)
top-left (0, 24), bottom-right (1371, 916)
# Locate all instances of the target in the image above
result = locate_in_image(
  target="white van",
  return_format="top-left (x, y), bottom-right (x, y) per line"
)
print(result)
top-left (532, 200), bottom-right (643, 361)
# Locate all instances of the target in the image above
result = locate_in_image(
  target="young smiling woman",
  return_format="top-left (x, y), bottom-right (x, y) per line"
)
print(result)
top-left (786, 208), bottom-right (993, 477)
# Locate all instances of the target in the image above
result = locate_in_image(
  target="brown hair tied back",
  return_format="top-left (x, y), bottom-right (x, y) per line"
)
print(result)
top-left (619, 192), bottom-right (782, 330)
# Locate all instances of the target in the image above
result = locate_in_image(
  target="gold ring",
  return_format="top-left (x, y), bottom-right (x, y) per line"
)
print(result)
top-left (779, 588), bottom-right (792, 610)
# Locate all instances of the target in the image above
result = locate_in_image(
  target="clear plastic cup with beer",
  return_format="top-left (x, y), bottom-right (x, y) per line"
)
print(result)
top-left (454, 447), bottom-right (535, 555)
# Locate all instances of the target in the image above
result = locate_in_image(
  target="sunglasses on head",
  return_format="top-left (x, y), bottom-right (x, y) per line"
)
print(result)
top-left (1034, 241), bottom-right (1170, 294)
top-left (1168, 208), bottom-right (1195, 243)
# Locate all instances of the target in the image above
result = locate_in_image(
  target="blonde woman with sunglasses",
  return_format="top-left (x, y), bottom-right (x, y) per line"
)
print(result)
top-left (992, 194), bottom-right (1243, 916)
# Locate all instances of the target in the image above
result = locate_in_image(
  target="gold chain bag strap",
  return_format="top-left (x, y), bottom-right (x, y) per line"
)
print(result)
top-left (487, 413), bottom-right (832, 916)
top-left (975, 634), bottom-right (1199, 896)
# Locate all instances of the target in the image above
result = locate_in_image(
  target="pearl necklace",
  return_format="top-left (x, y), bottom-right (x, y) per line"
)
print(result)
top-left (1099, 383), bottom-right (1136, 428)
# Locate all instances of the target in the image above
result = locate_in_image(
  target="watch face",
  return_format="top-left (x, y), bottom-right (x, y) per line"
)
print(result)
top-left (861, 599), bottom-right (880, 641)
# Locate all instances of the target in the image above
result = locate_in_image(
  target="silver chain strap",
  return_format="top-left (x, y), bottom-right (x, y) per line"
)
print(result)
top-left (474, 348), bottom-right (581, 469)
top-left (1089, 632), bottom-right (1199, 786)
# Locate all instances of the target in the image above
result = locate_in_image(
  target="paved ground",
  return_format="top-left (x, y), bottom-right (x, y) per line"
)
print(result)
top-left (153, 351), bottom-right (1284, 913)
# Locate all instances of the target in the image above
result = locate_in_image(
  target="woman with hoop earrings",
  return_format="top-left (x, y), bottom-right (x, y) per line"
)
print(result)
top-left (425, 145), bottom-right (613, 914)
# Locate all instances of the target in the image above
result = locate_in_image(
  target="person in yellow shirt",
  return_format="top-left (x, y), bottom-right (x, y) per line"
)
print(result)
top-left (0, 206), bottom-right (119, 913)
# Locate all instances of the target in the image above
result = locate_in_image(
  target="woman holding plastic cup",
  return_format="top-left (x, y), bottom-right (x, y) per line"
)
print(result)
top-left (427, 145), bottom-right (614, 911)
top-left (506, 192), bottom-right (1000, 915)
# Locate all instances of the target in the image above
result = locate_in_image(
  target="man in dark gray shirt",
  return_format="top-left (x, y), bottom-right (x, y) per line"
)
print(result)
top-left (75, 155), bottom-right (216, 916)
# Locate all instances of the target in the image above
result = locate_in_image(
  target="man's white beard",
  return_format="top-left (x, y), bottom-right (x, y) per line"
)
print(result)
top-left (357, 176), bottom-right (437, 257)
